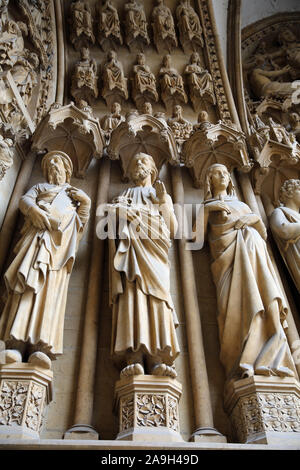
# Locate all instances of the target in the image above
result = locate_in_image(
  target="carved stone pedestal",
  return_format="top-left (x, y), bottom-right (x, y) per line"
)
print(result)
top-left (0, 363), bottom-right (53, 439)
top-left (224, 375), bottom-right (300, 445)
top-left (114, 375), bottom-right (183, 442)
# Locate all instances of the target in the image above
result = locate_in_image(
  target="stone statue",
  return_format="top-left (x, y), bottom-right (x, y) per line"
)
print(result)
top-left (97, 0), bottom-right (123, 50)
top-left (101, 50), bottom-right (128, 106)
top-left (124, 0), bottom-right (150, 52)
top-left (151, 0), bottom-right (178, 54)
top-left (195, 163), bottom-right (296, 380)
top-left (100, 101), bottom-right (125, 143)
top-left (193, 110), bottom-right (213, 132)
top-left (0, 151), bottom-right (91, 369)
top-left (167, 104), bottom-right (192, 152)
top-left (176, 0), bottom-right (204, 52)
top-left (71, 47), bottom-right (98, 106)
top-left (270, 179), bottom-right (300, 293)
top-left (0, 19), bottom-right (27, 71)
top-left (131, 52), bottom-right (158, 108)
top-left (184, 52), bottom-right (215, 109)
top-left (289, 112), bottom-right (300, 143)
top-left (248, 56), bottom-right (297, 101)
top-left (0, 125), bottom-right (14, 181)
top-left (70, 0), bottom-right (95, 50)
top-left (159, 54), bottom-right (187, 109)
top-left (108, 152), bottom-right (180, 378)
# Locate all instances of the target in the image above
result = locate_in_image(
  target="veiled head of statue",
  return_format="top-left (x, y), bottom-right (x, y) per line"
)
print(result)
top-left (127, 152), bottom-right (158, 185)
top-left (41, 151), bottom-right (73, 185)
top-left (204, 163), bottom-right (235, 200)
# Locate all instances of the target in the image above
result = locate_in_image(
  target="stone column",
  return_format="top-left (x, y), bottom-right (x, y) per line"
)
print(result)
top-left (0, 363), bottom-right (53, 439)
top-left (170, 165), bottom-right (226, 443)
top-left (64, 157), bottom-right (111, 440)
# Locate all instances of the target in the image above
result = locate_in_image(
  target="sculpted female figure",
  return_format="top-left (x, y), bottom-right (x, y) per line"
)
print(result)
top-left (270, 179), bottom-right (300, 293)
top-left (196, 163), bottom-right (296, 380)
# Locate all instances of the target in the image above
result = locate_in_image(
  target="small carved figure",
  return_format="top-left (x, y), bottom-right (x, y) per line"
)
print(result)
top-left (100, 101), bottom-right (125, 143)
top-left (97, 0), bottom-right (123, 51)
top-left (194, 163), bottom-right (296, 380)
top-left (176, 0), bottom-right (204, 52)
top-left (0, 151), bottom-right (91, 368)
top-left (131, 53), bottom-right (158, 109)
top-left (124, 0), bottom-right (150, 52)
top-left (289, 112), bottom-right (300, 143)
top-left (193, 110), bottom-right (213, 132)
top-left (151, 0), bottom-right (177, 54)
top-left (0, 19), bottom-right (27, 71)
top-left (276, 28), bottom-right (300, 80)
top-left (167, 104), bottom-right (192, 151)
top-left (71, 47), bottom-right (98, 106)
top-left (140, 101), bottom-right (153, 115)
top-left (101, 50), bottom-right (128, 107)
top-left (184, 52), bottom-right (215, 110)
top-left (159, 54), bottom-right (187, 109)
top-left (108, 152), bottom-right (180, 378)
top-left (270, 179), bottom-right (300, 293)
top-left (70, 0), bottom-right (95, 50)
top-left (10, 50), bottom-right (39, 107)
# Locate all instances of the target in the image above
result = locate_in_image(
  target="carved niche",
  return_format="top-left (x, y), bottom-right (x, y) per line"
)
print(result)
top-left (182, 118), bottom-right (252, 188)
top-left (107, 109), bottom-right (179, 180)
top-left (31, 102), bottom-right (104, 178)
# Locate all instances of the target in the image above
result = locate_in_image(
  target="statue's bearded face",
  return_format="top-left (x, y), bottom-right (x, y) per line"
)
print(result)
top-left (47, 156), bottom-right (67, 185)
top-left (130, 154), bottom-right (153, 183)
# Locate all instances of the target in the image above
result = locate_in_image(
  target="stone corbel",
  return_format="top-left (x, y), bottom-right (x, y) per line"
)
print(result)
top-left (251, 138), bottom-right (300, 207)
top-left (182, 120), bottom-right (251, 188)
top-left (107, 112), bottom-right (180, 179)
top-left (31, 102), bottom-right (104, 178)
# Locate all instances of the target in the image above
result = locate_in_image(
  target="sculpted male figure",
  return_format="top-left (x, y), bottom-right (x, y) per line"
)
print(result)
top-left (270, 179), bottom-right (300, 293)
top-left (108, 152), bottom-right (180, 378)
top-left (0, 151), bottom-right (91, 369)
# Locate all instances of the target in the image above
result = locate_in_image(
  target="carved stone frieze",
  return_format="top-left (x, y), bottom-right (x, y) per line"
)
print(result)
top-left (31, 102), bottom-right (104, 177)
top-left (114, 375), bottom-right (182, 441)
top-left (107, 110), bottom-right (179, 179)
top-left (225, 376), bottom-right (300, 444)
top-left (0, 363), bottom-right (53, 439)
top-left (182, 119), bottom-right (251, 188)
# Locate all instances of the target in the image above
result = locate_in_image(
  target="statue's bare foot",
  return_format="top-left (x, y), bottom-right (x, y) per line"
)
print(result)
top-left (28, 351), bottom-right (52, 370)
top-left (0, 349), bottom-right (22, 364)
top-left (120, 363), bottom-right (144, 378)
top-left (152, 363), bottom-right (177, 378)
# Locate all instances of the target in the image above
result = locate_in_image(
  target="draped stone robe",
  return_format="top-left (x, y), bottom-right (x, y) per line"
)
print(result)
top-left (0, 182), bottom-right (89, 359)
top-left (270, 206), bottom-right (300, 293)
top-left (206, 196), bottom-right (296, 379)
top-left (109, 186), bottom-right (180, 366)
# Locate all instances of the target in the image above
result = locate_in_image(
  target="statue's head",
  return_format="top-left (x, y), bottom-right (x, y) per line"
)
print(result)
top-left (137, 52), bottom-right (145, 65)
top-left (190, 52), bottom-right (200, 64)
top-left (127, 152), bottom-right (158, 185)
top-left (204, 163), bottom-right (234, 200)
top-left (279, 179), bottom-right (300, 206)
top-left (162, 54), bottom-right (171, 67)
top-left (142, 102), bottom-right (153, 114)
top-left (278, 28), bottom-right (296, 45)
top-left (111, 102), bottom-right (121, 114)
top-left (173, 104), bottom-right (182, 118)
top-left (41, 151), bottom-right (73, 185)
